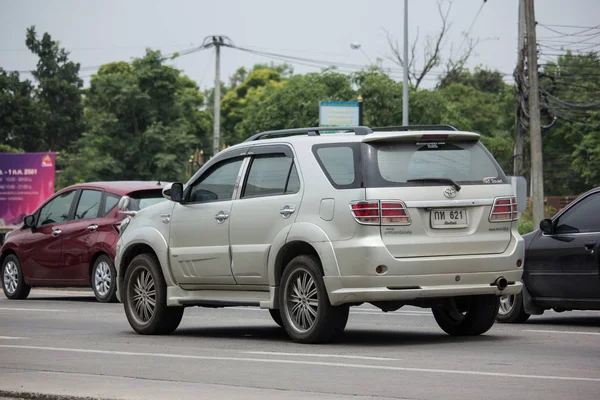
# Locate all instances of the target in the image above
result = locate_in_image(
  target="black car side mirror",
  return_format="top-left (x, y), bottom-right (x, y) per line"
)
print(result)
top-left (540, 219), bottom-right (553, 235)
top-left (165, 182), bottom-right (184, 203)
top-left (23, 215), bottom-right (35, 228)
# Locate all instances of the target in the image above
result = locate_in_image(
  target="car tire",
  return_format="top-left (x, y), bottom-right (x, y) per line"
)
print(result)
top-left (91, 255), bottom-right (118, 303)
top-left (496, 292), bottom-right (530, 323)
top-left (269, 309), bottom-right (284, 328)
top-left (432, 295), bottom-right (499, 336)
top-left (2, 254), bottom-right (31, 300)
top-left (123, 253), bottom-right (184, 335)
top-left (279, 255), bottom-right (349, 344)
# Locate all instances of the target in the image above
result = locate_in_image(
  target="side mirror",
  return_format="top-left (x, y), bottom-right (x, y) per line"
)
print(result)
top-left (540, 219), bottom-right (553, 235)
top-left (118, 196), bottom-right (137, 216)
top-left (164, 182), bottom-right (184, 203)
top-left (23, 215), bottom-right (35, 228)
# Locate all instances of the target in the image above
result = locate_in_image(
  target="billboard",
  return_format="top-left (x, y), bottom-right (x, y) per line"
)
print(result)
top-left (0, 152), bottom-right (56, 232)
top-left (319, 101), bottom-right (360, 128)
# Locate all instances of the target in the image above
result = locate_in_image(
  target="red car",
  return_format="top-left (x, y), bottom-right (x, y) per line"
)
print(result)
top-left (1, 181), bottom-right (166, 302)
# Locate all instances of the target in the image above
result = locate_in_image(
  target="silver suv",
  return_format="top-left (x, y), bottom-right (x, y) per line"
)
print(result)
top-left (115, 125), bottom-right (524, 343)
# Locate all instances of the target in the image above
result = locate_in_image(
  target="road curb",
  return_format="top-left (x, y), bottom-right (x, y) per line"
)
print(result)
top-left (0, 390), bottom-right (110, 400)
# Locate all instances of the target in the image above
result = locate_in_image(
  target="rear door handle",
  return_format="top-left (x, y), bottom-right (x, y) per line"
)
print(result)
top-left (86, 224), bottom-right (98, 231)
top-left (584, 242), bottom-right (596, 253)
top-left (52, 229), bottom-right (62, 237)
top-left (280, 205), bottom-right (296, 218)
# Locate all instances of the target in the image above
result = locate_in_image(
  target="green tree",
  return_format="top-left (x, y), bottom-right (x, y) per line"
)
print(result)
top-left (58, 50), bottom-right (209, 188)
top-left (25, 26), bottom-right (84, 152)
top-left (0, 68), bottom-right (40, 151)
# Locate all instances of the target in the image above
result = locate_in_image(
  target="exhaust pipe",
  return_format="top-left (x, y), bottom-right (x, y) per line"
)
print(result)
top-left (495, 277), bottom-right (508, 291)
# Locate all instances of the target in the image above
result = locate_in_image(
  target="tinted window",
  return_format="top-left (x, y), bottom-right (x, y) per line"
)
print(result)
top-left (286, 164), bottom-right (300, 194)
top-left (370, 141), bottom-right (507, 187)
top-left (314, 146), bottom-right (355, 185)
top-left (243, 156), bottom-right (296, 198)
top-left (189, 158), bottom-right (243, 203)
top-left (75, 190), bottom-right (102, 220)
top-left (556, 193), bottom-right (600, 234)
top-left (103, 194), bottom-right (120, 216)
top-left (37, 191), bottom-right (77, 226)
top-left (128, 190), bottom-right (165, 211)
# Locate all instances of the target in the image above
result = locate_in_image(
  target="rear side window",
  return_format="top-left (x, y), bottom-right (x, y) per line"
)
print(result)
top-left (312, 143), bottom-right (362, 189)
top-left (368, 141), bottom-right (507, 187)
top-left (74, 190), bottom-right (102, 220)
top-left (242, 155), bottom-right (299, 198)
top-left (103, 194), bottom-right (120, 215)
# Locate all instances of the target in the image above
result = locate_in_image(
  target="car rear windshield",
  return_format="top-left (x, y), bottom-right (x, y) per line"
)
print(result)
top-left (366, 140), bottom-right (507, 187)
top-left (128, 189), bottom-right (166, 211)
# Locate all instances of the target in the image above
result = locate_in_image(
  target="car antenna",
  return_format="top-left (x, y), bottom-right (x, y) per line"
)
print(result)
top-left (157, 180), bottom-right (161, 186)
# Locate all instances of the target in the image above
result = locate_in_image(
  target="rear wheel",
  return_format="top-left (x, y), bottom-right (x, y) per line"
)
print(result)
top-left (279, 255), bottom-right (349, 344)
top-left (2, 254), bottom-right (31, 300)
top-left (432, 295), bottom-right (499, 336)
top-left (91, 255), bottom-right (118, 303)
top-left (496, 292), bottom-right (530, 323)
top-left (123, 254), bottom-right (183, 335)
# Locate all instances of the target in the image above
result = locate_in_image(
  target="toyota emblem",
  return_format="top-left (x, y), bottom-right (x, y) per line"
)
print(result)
top-left (443, 187), bottom-right (457, 199)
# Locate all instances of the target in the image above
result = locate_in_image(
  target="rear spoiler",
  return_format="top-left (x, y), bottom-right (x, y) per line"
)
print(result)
top-left (362, 130), bottom-right (480, 143)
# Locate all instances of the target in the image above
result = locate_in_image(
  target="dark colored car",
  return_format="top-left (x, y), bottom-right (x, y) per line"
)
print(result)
top-left (497, 187), bottom-right (600, 322)
top-left (1, 181), bottom-right (166, 302)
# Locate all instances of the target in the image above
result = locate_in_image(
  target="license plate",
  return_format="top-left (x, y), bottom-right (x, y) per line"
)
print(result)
top-left (431, 208), bottom-right (468, 229)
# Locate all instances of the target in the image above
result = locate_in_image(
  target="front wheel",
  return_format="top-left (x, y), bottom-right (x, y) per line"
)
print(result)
top-left (279, 255), bottom-right (349, 344)
top-left (2, 254), bottom-right (31, 300)
top-left (496, 292), bottom-right (530, 323)
top-left (91, 255), bottom-right (118, 303)
top-left (432, 295), bottom-right (499, 336)
top-left (123, 253), bottom-right (184, 335)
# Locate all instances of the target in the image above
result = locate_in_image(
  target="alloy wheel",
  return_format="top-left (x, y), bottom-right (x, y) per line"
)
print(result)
top-left (3, 261), bottom-right (18, 295)
top-left (130, 268), bottom-right (156, 323)
top-left (94, 262), bottom-right (112, 297)
top-left (284, 268), bottom-right (319, 333)
top-left (498, 295), bottom-right (515, 316)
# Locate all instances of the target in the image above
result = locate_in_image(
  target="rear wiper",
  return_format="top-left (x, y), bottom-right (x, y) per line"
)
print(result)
top-left (406, 178), bottom-right (461, 191)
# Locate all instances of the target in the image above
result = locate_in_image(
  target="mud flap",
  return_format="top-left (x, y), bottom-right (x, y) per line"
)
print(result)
top-left (522, 283), bottom-right (544, 315)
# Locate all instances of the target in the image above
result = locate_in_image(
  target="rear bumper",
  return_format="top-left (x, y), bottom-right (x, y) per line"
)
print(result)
top-left (324, 273), bottom-right (522, 306)
top-left (323, 233), bottom-right (524, 306)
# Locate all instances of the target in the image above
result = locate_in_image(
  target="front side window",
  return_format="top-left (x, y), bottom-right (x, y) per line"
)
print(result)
top-left (555, 193), bottom-right (600, 234)
top-left (188, 158), bottom-right (243, 203)
top-left (242, 155), bottom-right (298, 198)
top-left (74, 190), bottom-right (103, 220)
top-left (37, 191), bottom-right (77, 226)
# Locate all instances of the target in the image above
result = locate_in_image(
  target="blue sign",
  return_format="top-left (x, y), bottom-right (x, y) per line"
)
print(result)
top-left (319, 101), bottom-right (360, 128)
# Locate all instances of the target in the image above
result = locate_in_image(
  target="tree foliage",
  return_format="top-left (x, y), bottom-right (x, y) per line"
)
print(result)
top-left (57, 50), bottom-right (209, 188)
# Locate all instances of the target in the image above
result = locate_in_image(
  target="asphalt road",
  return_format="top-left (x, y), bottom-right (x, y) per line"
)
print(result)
top-left (1, 289), bottom-right (599, 400)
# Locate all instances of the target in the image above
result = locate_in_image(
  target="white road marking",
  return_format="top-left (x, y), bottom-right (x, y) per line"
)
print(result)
top-left (525, 329), bottom-right (600, 336)
top-left (245, 351), bottom-right (398, 361)
top-left (0, 307), bottom-right (66, 312)
top-left (0, 344), bottom-right (599, 383)
top-left (0, 336), bottom-right (27, 340)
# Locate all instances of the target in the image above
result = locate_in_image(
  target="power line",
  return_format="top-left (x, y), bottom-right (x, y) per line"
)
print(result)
top-left (456, 0), bottom-right (487, 56)
top-left (538, 24), bottom-right (600, 37)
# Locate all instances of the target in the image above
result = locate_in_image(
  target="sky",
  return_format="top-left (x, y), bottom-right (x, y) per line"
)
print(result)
top-left (1, 0), bottom-right (599, 91)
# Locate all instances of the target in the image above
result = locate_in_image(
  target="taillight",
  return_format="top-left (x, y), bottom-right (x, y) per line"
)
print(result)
top-left (381, 201), bottom-right (410, 225)
top-left (350, 201), bottom-right (411, 226)
top-left (489, 196), bottom-right (518, 222)
top-left (350, 201), bottom-right (380, 225)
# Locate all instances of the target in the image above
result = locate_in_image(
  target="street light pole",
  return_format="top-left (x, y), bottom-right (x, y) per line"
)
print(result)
top-left (402, 0), bottom-right (409, 125)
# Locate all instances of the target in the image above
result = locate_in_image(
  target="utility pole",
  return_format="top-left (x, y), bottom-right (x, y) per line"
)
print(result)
top-left (524, 0), bottom-right (544, 226)
top-left (201, 35), bottom-right (232, 157)
top-left (402, 0), bottom-right (409, 125)
top-left (513, 0), bottom-right (526, 176)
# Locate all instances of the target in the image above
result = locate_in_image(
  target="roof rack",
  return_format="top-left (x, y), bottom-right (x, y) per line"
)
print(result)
top-left (372, 124), bottom-right (458, 132)
top-left (244, 126), bottom-right (373, 142)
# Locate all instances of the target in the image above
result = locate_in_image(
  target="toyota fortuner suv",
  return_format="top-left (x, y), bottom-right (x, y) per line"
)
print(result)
top-left (115, 125), bottom-right (524, 343)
